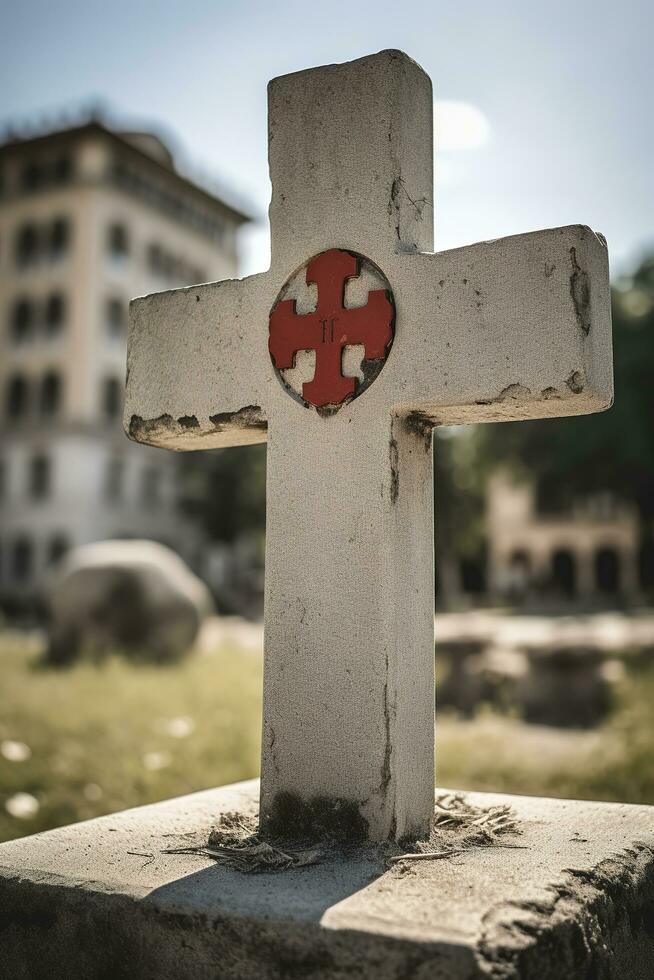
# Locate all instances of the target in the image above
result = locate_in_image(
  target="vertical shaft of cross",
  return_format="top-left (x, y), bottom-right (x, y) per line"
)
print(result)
top-left (260, 408), bottom-right (435, 842)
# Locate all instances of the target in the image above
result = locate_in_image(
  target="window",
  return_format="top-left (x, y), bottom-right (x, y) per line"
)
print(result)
top-left (52, 156), bottom-right (73, 184)
top-left (21, 162), bottom-right (43, 192)
top-left (105, 456), bottom-right (124, 501)
top-left (12, 536), bottom-right (33, 582)
top-left (106, 298), bottom-right (126, 338)
top-left (147, 242), bottom-right (162, 274)
top-left (10, 297), bottom-right (34, 344)
top-left (49, 217), bottom-right (70, 259)
top-left (40, 371), bottom-right (62, 417)
top-left (6, 374), bottom-right (29, 419)
top-left (108, 222), bottom-right (129, 260)
top-left (48, 534), bottom-right (69, 565)
top-left (15, 223), bottom-right (39, 268)
top-left (29, 453), bottom-right (50, 500)
top-left (102, 377), bottom-right (122, 419)
top-left (45, 293), bottom-right (66, 336)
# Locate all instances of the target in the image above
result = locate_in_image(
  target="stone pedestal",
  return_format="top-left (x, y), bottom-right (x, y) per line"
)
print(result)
top-left (1, 780), bottom-right (652, 979)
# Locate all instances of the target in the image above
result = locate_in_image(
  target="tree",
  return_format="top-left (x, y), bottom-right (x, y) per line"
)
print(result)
top-left (179, 444), bottom-right (266, 543)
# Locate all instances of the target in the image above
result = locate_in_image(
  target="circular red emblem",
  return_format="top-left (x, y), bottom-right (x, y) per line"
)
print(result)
top-left (269, 249), bottom-right (395, 411)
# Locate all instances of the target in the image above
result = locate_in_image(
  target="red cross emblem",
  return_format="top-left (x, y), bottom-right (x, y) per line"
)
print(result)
top-left (269, 249), bottom-right (395, 409)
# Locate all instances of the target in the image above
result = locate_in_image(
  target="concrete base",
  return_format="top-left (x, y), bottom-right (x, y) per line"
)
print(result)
top-left (1, 780), bottom-right (653, 980)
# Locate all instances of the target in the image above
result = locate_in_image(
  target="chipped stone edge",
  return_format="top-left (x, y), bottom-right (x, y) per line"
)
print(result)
top-left (126, 405), bottom-right (268, 451)
top-left (475, 839), bottom-right (654, 979)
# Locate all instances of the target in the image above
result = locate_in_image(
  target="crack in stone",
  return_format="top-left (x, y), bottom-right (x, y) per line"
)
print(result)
top-left (389, 432), bottom-right (400, 505)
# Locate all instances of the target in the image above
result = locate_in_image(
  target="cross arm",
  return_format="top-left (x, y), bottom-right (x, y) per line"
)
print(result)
top-left (388, 224), bottom-right (612, 425)
top-left (124, 274), bottom-right (272, 451)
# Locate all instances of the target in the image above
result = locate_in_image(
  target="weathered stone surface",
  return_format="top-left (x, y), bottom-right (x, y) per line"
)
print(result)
top-left (123, 49), bottom-right (613, 843)
top-left (46, 539), bottom-right (212, 664)
top-left (1, 780), bottom-right (652, 979)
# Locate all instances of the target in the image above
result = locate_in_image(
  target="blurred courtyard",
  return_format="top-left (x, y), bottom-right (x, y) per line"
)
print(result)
top-left (2, 612), bottom-right (654, 844)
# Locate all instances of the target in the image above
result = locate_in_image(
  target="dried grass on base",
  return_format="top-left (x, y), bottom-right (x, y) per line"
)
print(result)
top-left (164, 811), bottom-right (325, 872)
top-left (163, 793), bottom-right (524, 873)
top-left (386, 792), bottom-right (525, 866)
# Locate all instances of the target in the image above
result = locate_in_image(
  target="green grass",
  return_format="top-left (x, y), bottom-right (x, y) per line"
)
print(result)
top-left (0, 633), bottom-right (263, 843)
top-left (1, 633), bottom-right (653, 844)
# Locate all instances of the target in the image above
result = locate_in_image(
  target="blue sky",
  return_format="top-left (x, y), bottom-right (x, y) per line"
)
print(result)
top-left (1, 0), bottom-right (651, 278)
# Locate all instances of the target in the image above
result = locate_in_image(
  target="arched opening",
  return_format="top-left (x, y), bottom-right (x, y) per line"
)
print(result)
top-left (595, 547), bottom-right (621, 594)
top-left (509, 548), bottom-right (531, 592)
top-left (45, 292), bottom-right (66, 336)
top-left (12, 536), bottom-right (33, 582)
top-left (40, 372), bottom-right (62, 417)
top-left (29, 453), bottom-right (51, 500)
top-left (6, 374), bottom-right (29, 419)
top-left (551, 549), bottom-right (577, 598)
top-left (10, 297), bottom-right (34, 343)
top-left (14, 223), bottom-right (39, 268)
top-left (639, 539), bottom-right (654, 593)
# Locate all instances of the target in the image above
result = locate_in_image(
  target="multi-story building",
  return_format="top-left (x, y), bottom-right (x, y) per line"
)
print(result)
top-left (0, 117), bottom-right (249, 607)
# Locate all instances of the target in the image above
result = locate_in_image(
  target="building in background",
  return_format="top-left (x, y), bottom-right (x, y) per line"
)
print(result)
top-left (486, 472), bottom-right (641, 603)
top-left (0, 117), bottom-right (249, 609)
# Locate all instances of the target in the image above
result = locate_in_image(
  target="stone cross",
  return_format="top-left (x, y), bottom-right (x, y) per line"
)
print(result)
top-left (125, 50), bottom-right (613, 842)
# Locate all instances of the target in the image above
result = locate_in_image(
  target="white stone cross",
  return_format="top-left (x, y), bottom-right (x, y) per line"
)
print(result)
top-left (125, 50), bottom-right (613, 842)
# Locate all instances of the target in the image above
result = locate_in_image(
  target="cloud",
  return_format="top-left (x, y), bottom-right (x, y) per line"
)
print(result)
top-left (435, 101), bottom-right (490, 151)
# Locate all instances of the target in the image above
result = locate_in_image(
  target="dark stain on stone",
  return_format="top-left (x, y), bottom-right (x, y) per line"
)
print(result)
top-left (389, 434), bottom-right (399, 504)
top-left (569, 246), bottom-right (591, 335)
top-left (566, 370), bottom-right (585, 394)
top-left (497, 383), bottom-right (531, 401)
top-left (404, 410), bottom-right (434, 445)
top-left (379, 655), bottom-right (393, 826)
top-left (128, 413), bottom-right (175, 441)
top-left (545, 262), bottom-right (556, 278)
top-left (541, 387), bottom-right (561, 400)
top-left (265, 791), bottom-right (368, 843)
top-left (360, 355), bottom-right (386, 390)
top-left (177, 415), bottom-right (199, 429)
top-left (315, 402), bottom-right (344, 419)
top-left (210, 404), bottom-right (267, 431)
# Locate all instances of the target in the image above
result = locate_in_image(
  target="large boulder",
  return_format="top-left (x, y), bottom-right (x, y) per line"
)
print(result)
top-left (46, 540), bottom-right (212, 665)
